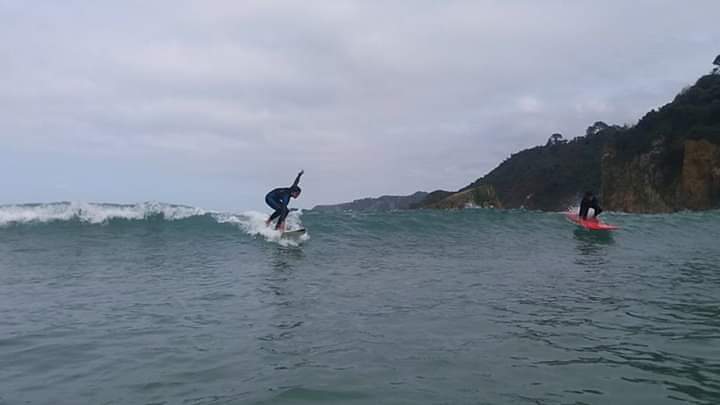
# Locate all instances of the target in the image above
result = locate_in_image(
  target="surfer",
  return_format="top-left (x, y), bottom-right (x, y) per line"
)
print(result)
top-left (265, 170), bottom-right (304, 231)
top-left (579, 191), bottom-right (603, 220)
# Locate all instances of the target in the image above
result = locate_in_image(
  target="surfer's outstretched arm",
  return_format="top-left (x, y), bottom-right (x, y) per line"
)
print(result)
top-left (291, 170), bottom-right (304, 188)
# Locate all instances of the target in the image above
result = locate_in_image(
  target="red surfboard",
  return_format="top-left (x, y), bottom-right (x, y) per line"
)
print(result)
top-left (566, 213), bottom-right (619, 231)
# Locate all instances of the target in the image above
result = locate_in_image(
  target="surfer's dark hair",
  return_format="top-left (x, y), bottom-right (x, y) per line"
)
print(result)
top-left (291, 186), bottom-right (301, 194)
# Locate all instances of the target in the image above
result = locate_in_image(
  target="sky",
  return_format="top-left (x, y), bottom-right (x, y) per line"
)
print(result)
top-left (1, 0), bottom-right (719, 211)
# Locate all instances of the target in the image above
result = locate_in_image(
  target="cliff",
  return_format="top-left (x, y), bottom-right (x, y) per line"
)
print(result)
top-left (680, 140), bottom-right (720, 210)
top-left (601, 73), bottom-right (720, 212)
top-left (602, 138), bottom-right (720, 212)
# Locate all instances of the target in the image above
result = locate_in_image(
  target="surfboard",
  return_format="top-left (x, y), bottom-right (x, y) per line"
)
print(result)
top-left (566, 213), bottom-right (618, 231)
top-left (281, 228), bottom-right (306, 238)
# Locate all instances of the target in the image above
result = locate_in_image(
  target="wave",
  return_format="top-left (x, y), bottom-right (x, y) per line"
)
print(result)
top-left (0, 202), bottom-right (308, 246)
top-left (0, 201), bottom-right (208, 225)
top-left (3, 201), bottom-right (719, 247)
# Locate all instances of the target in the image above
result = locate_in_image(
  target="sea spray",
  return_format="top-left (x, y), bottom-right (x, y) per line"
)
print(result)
top-left (215, 210), bottom-right (309, 246)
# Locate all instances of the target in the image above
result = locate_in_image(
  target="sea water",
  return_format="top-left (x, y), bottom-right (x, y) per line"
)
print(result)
top-left (1, 202), bottom-right (719, 404)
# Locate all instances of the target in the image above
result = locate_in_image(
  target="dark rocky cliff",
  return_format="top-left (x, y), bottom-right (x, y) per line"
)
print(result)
top-left (602, 137), bottom-right (720, 212)
top-left (601, 73), bottom-right (720, 212)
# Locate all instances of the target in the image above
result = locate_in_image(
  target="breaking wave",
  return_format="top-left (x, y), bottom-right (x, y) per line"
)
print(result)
top-left (0, 201), bottom-right (207, 224)
top-left (0, 202), bottom-right (308, 246)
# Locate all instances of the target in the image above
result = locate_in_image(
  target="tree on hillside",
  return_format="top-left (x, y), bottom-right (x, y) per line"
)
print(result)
top-left (546, 133), bottom-right (566, 146)
top-left (586, 121), bottom-right (610, 137)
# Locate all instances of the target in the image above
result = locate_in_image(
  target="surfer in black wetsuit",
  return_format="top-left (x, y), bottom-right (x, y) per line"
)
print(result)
top-left (579, 191), bottom-right (603, 220)
top-left (265, 170), bottom-right (303, 231)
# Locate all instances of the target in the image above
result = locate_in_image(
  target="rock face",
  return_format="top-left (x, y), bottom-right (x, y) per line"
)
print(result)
top-left (601, 138), bottom-right (677, 212)
top-left (601, 139), bottom-right (720, 212)
top-left (680, 140), bottom-right (720, 210)
top-left (312, 191), bottom-right (429, 211)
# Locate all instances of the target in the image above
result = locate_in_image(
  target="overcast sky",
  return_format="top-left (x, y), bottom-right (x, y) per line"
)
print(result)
top-left (1, 1), bottom-right (718, 210)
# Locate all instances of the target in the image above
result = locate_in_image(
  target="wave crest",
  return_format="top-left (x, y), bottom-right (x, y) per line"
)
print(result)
top-left (0, 202), bottom-right (308, 246)
top-left (0, 202), bottom-right (207, 225)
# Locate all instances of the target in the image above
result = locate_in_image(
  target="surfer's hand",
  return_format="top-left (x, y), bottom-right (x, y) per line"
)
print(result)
top-left (299, 170), bottom-right (304, 177)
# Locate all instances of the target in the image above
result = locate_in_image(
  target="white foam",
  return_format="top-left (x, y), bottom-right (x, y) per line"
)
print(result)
top-left (0, 201), bottom-right (205, 225)
top-left (214, 210), bottom-right (309, 247)
top-left (0, 201), bottom-right (308, 246)
top-left (565, 205), bottom-right (580, 215)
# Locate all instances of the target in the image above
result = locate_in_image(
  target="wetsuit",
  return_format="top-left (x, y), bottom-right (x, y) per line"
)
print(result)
top-left (265, 172), bottom-right (302, 228)
top-left (579, 196), bottom-right (602, 220)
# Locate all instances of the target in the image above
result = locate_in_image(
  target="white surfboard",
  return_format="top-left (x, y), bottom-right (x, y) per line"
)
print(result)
top-left (281, 228), bottom-right (306, 238)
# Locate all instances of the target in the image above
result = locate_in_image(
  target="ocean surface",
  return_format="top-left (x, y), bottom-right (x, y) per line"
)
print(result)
top-left (1, 202), bottom-right (719, 405)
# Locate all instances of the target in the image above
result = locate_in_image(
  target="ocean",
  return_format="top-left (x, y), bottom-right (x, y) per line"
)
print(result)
top-left (1, 202), bottom-right (719, 405)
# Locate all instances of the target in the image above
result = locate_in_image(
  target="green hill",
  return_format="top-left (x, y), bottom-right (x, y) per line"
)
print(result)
top-left (417, 71), bottom-right (720, 212)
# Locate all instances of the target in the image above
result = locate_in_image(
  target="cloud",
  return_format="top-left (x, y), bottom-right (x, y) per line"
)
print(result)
top-left (1, 0), bottom-right (719, 209)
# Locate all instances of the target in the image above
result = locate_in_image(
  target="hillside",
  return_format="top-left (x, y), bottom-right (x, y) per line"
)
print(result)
top-left (313, 191), bottom-right (430, 211)
top-left (417, 71), bottom-right (720, 212)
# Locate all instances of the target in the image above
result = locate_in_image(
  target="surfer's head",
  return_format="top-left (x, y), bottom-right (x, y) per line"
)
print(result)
top-left (290, 186), bottom-right (301, 198)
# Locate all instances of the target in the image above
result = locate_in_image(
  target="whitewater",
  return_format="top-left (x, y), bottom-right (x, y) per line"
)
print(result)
top-left (0, 201), bottom-right (309, 246)
top-left (1, 202), bottom-right (719, 404)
